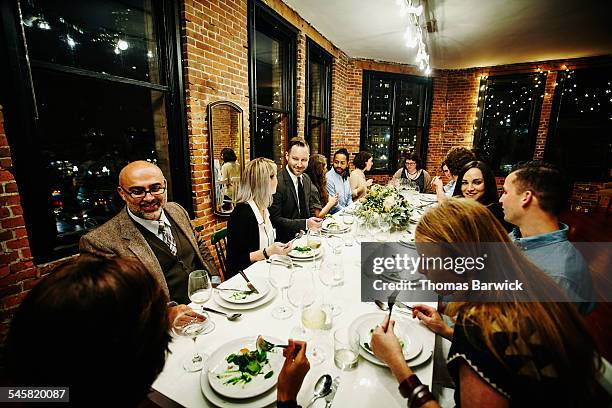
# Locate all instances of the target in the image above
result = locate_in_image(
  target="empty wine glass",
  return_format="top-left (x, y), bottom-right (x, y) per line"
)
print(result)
top-left (172, 310), bottom-right (214, 372)
top-left (341, 214), bottom-right (355, 246)
top-left (376, 216), bottom-right (391, 242)
top-left (325, 235), bottom-right (343, 255)
top-left (188, 270), bottom-right (213, 311)
top-left (288, 268), bottom-right (317, 338)
top-left (268, 255), bottom-right (295, 320)
top-left (319, 256), bottom-right (344, 316)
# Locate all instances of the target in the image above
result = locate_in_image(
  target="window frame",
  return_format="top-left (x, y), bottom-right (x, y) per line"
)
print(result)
top-left (247, 0), bottom-right (297, 161)
top-left (473, 72), bottom-right (546, 176)
top-left (0, 0), bottom-right (191, 263)
top-left (544, 67), bottom-right (612, 181)
top-left (360, 70), bottom-right (433, 175)
top-left (305, 37), bottom-right (332, 157)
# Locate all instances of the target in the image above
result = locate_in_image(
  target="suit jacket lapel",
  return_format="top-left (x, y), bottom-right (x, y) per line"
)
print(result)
top-left (118, 209), bottom-right (170, 295)
top-left (283, 167), bottom-right (300, 215)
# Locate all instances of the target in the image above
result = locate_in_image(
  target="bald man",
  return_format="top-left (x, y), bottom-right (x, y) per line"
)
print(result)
top-left (80, 161), bottom-right (219, 314)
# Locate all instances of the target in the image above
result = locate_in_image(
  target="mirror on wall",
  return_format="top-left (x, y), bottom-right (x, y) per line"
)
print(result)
top-left (208, 101), bottom-right (245, 216)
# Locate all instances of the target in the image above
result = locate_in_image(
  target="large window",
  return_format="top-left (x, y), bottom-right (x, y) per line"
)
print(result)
top-left (249, 0), bottom-right (297, 164)
top-left (545, 66), bottom-right (612, 181)
top-left (0, 0), bottom-right (189, 262)
top-left (360, 71), bottom-right (432, 173)
top-left (474, 73), bottom-right (546, 175)
top-left (305, 39), bottom-right (332, 156)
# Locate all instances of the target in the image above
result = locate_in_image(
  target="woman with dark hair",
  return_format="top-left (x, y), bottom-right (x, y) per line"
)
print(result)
top-left (350, 150), bottom-right (373, 201)
top-left (219, 147), bottom-right (240, 211)
top-left (391, 153), bottom-right (432, 193)
top-left (433, 146), bottom-right (476, 202)
top-left (305, 154), bottom-right (338, 217)
top-left (6, 256), bottom-right (172, 407)
top-left (452, 160), bottom-right (513, 231)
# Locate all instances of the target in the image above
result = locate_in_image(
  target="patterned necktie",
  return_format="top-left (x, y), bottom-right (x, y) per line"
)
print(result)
top-left (158, 221), bottom-right (177, 256)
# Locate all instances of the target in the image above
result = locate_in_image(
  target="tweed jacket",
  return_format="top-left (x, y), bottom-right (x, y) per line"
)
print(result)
top-left (79, 202), bottom-right (218, 297)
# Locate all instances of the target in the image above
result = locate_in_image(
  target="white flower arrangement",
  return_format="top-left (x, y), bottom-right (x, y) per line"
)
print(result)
top-left (354, 184), bottom-right (413, 231)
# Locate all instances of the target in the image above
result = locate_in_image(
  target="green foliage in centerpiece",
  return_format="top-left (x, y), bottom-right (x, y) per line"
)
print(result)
top-left (355, 184), bottom-right (413, 231)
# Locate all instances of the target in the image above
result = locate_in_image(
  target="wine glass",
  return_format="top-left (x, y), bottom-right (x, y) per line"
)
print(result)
top-left (341, 214), bottom-right (355, 246)
top-left (268, 255), bottom-right (295, 320)
top-left (355, 216), bottom-right (367, 242)
top-left (319, 256), bottom-right (344, 316)
top-left (325, 235), bottom-right (343, 255)
top-left (288, 268), bottom-right (316, 338)
top-left (376, 216), bottom-right (391, 242)
top-left (300, 300), bottom-right (331, 366)
top-left (306, 229), bottom-right (322, 268)
top-left (172, 310), bottom-right (214, 372)
top-left (188, 270), bottom-right (213, 312)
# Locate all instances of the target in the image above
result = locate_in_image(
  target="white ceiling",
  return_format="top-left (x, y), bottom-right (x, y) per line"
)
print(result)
top-left (281, 0), bottom-right (612, 69)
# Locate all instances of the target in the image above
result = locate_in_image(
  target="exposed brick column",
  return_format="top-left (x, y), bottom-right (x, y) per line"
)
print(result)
top-left (533, 71), bottom-right (558, 160)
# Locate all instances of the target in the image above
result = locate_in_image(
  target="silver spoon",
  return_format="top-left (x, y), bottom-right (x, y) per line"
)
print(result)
top-left (201, 306), bottom-right (241, 321)
top-left (305, 374), bottom-right (333, 408)
top-left (374, 299), bottom-right (413, 313)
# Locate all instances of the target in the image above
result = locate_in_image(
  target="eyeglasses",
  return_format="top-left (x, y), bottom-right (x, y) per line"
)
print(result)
top-left (406, 161), bottom-right (417, 166)
top-left (120, 183), bottom-right (166, 198)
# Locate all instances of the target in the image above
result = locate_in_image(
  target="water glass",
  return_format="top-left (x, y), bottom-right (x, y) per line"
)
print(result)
top-left (376, 217), bottom-right (391, 242)
top-left (334, 327), bottom-right (359, 370)
top-left (319, 257), bottom-right (344, 316)
top-left (342, 215), bottom-right (355, 246)
top-left (172, 310), bottom-right (213, 372)
top-left (325, 235), bottom-right (343, 255)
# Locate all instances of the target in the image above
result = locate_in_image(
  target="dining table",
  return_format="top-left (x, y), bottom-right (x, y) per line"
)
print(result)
top-left (152, 194), bottom-right (444, 407)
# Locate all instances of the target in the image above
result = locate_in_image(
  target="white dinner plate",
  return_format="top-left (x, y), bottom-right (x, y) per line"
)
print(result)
top-left (217, 278), bottom-right (270, 304)
top-left (349, 312), bottom-right (433, 368)
top-left (213, 287), bottom-right (277, 310)
top-left (419, 194), bottom-right (438, 202)
top-left (288, 247), bottom-right (322, 260)
top-left (207, 336), bottom-right (284, 399)
top-left (200, 354), bottom-right (277, 407)
top-left (356, 315), bottom-right (423, 361)
top-left (322, 219), bottom-right (350, 233)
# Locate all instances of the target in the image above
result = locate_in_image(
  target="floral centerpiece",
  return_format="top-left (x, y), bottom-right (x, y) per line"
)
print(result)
top-left (354, 184), bottom-right (413, 231)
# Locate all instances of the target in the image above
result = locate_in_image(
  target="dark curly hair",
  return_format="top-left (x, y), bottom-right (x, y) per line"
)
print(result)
top-left (452, 160), bottom-right (499, 205)
top-left (6, 256), bottom-right (170, 406)
top-left (353, 151), bottom-right (372, 170)
top-left (510, 161), bottom-right (569, 216)
top-left (306, 154), bottom-right (328, 203)
top-left (221, 147), bottom-right (237, 162)
top-left (445, 147), bottom-right (476, 176)
top-left (402, 153), bottom-right (424, 170)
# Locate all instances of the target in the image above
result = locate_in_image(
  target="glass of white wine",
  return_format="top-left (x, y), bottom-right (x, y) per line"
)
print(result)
top-left (268, 255), bottom-right (295, 320)
top-left (306, 229), bottom-right (322, 268)
top-left (172, 310), bottom-right (214, 372)
top-left (301, 301), bottom-right (330, 365)
top-left (188, 269), bottom-right (213, 310)
top-left (341, 214), bottom-right (355, 246)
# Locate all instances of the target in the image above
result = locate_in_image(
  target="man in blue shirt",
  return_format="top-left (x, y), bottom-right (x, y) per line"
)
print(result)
top-left (499, 161), bottom-right (595, 314)
top-left (326, 148), bottom-right (352, 214)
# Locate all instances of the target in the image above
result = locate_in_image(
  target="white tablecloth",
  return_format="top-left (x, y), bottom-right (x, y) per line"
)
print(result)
top-left (153, 197), bottom-right (439, 407)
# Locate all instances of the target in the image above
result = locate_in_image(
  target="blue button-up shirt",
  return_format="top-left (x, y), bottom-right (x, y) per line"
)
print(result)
top-left (326, 169), bottom-right (352, 214)
top-left (510, 223), bottom-right (595, 314)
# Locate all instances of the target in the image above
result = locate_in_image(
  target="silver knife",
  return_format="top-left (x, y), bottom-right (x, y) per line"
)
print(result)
top-left (324, 376), bottom-right (340, 407)
top-left (238, 270), bottom-right (259, 294)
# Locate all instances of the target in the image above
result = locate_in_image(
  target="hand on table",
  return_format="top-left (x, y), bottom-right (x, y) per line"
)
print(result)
top-left (412, 304), bottom-right (453, 340)
top-left (277, 339), bottom-right (310, 402)
top-left (269, 242), bottom-right (293, 256)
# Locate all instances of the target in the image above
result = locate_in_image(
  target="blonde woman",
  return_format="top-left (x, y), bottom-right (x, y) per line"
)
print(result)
top-left (371, 199), bottom-right (600, 407)
top-left (227, 158), bottom-right (291, 279)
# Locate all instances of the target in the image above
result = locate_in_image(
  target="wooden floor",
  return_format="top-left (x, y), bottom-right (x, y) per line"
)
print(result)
top-left (560, 208), bottom-right (612, 361)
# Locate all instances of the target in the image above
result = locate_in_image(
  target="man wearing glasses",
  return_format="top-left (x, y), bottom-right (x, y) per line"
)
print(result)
top-left (80, 161), bottom-right (218, 322)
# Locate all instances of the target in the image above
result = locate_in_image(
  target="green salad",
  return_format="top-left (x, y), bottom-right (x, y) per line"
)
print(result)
top-left (292, 246), bottom-right (312, 253)
top-left (216, 348), bottom-right (274, 385)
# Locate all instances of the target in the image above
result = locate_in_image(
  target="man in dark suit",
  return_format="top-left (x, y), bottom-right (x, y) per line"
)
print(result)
top-left (270, 137), bottom-right (323, 242)
top-left (80, 160), bottom-right (219, 323)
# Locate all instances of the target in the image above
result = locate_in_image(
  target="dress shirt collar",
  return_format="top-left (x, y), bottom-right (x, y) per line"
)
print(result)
top-left (509, 223), bottom-right (569, 250)
top-left (285, 165), bottom-right (301, 186)
top-left (127, 207), bottom-right (171, 236)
